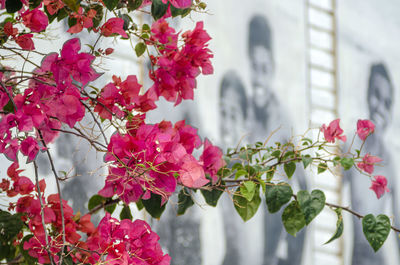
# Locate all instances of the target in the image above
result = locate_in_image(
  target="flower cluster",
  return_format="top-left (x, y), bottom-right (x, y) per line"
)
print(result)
top-left (148, 19), bottom-right (214, 106)
top-left (321, 119), bottom-right (388, 199)
top-left (0, 163), bottom-right (169, 264)
top-left (99, 118), bottom-right (225, 204)
top-left (94, 75), bottom-right (156, 120)
top-left (83, 213), bottom-right (170, 264)
top-left (0, 38), bottom-right (99, 162)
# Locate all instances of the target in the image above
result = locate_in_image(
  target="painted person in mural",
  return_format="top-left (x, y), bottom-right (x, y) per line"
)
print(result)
top-left (247, 15), bottom-right (306, 265)
top-left (219, 70), bottom-right (249, 265)
top-left (349, 63), bottom-right (398, 265)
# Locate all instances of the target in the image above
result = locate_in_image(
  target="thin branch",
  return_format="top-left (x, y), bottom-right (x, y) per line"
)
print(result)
top-left (87, 198), bottom-right (120, 215)
top-left (81, 101), bottom-right (109, 146)
top-left (0, 82), bottom-right (17, 111)
top-left (37, 130), bottom-right (67, 264)
top-left (34, 161), bottom-right (56, 265)
top-left (51, 128), bottom-right (107, 151)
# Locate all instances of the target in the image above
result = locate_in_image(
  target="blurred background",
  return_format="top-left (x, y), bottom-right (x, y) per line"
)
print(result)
top-left (3, 0), bottom-right (400, 264)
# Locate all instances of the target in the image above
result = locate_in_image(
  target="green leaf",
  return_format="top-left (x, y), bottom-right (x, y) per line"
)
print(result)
top-left (90, 5), bottom-right (103, 27)
top-left (120, 205), bottom-right (133, 220)
top-left (88, 194), bottom-right (105, 211)
top-left (201, 185), bottom-right (224, 207)
top-left (29, 0), bottom-right (41, 9)
top-left (142, 23), bottom-right (150, 31)
top-left (282, 201), bottom-right (306, 237)
top-left (283, 151), bottom-right (295, 159)
top-left (283, 162), bottom-right (296, 179)
top-left (57, 7), bottom-right (69, 21)
top-left (0, 243), bottom-right (16, 260)
top-left (142, 194), bottom-right (166, 219)
top-left (5, 0), bottom-right (22, 13)
top-left (2, 100), bottom-right (15, 114)
top-left (127, 0), bottom-right (143, 11)
top-left (135, 42), bottom-right (147, 57)
top-left (297, 189), bottom-right (325, 225)
top-left (302, 155), bottom-right (312, 169)
top-left (105, 202), bottom-right (116, 214)
top-left (240, 181), bottom-right (256, 202)
top-left (271, 150), bottom-right (281, 159)
top-left (232, 163), bottom-right (243, 171)
top-left (235, 169), bottom-right (248, 179)
top-left (233, 187), bottom-right (261, 221)
top-left (340, 157), bottom-right (354, 170)
top-left (317, 162), bottom-right (327, 174)
top-left (151, 0), bottom-right (169, 20)
top-left (332, 156), bottom-right (341, 166)
top-left (265, 182), bottom-right (293, 213)
top-left (177, 188), bottom-right (194, 215)
top-left (103, 0), bottom-right (119, 11)
top-left (362, 214), bottom-right (391, 252)
top-left (136, 200), bottom-right (144, 211)
top-left (325, 208), bottom-right (343, 244)
top-left (170, 5), bottom-right (191, 17)
top-left (62, 0), bottom-right (78, 12)
top-left (0, 211), bottom-right (23, 243)
top-left (266, 166), bottom-right (275, 181)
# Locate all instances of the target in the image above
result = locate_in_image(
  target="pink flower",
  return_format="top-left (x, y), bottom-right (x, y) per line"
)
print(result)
top-left (179, 154), bottom-right (209, 188)
top-left (4, 22), bottom-right (18, 37)
top-left (370, 175), bottom-right (389, 199)
top-left (320, 119), bottom-right (346, 143)
top-left (200, 138), bottom-right (225, 183)
top-left (357, 153), bottom-right (382, 174)
top-left (151, 18), bottom-right (178, 49)
top-left (43, 0), bottom-right (64, 15)
top-left (15, 34), bottom-right (35, 51)
top-left (20, 137), bottom-right (39, 162)
top-left (357, 119), bottom-right (375, 141)
top-left (149, 21), bottom-right (213, 106)
top-left (162, 0), bottom-right (191, 8)
top-left (101, 18), bottom-right (128, 38)
top-left (22, 8), bottom-right (48, 32)
top-left (67, 8), bottom-right (96, 34)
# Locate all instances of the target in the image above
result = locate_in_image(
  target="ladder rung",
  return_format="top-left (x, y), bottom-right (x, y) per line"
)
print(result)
top-left (309, 3), bottom-right (334, 15)
top-left (308, 23), bottom-right (334, 34)
top-left (311, 104), bottom-right (336, 112)
top-left (314, 246), bottom-right (342, 257)
top-left (310, 84), bottom-right (335, 92)
top-left (309, 44), bottom-right (334, 55)
top-left (310, 63), bottom-right (335, 74)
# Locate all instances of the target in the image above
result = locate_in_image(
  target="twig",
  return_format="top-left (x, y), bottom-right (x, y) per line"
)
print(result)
top-left (0, 82), bottom-right (17, 111)
top-left (34, 161), bottom-right (56, 265)
top-left (37, 130), bottom-right (67, 264)
top-left (51, 128), bottom-right (107, 151)
top-left (81, 101), bottom-right (109, 146)
top-left (87, 198), bottom-right (120, 215)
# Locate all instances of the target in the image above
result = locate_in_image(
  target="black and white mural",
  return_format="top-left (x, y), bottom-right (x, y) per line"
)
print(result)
top-left (339, 1), bottom-right (400, 264)
top-left (217, 13), bottom-right (307, 265)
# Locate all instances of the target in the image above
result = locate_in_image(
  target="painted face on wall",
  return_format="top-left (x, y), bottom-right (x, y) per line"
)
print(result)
top-left (368, 73), bottom-right (392, 131)
top-left (250, 45), bottom-right (274, 107)
top-left (220, 87), bottom-right (246, 147)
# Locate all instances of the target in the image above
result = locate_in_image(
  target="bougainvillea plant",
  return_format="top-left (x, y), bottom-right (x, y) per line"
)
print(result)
top-left (0, 0), bottom-right (397, 264)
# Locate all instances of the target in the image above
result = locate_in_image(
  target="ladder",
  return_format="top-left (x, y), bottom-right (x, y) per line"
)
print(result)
top-left (305, 0), bottom-right (344, 264)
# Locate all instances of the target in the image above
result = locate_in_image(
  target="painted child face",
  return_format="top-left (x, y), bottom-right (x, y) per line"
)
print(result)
top-left (368, 73), bottom-right (392, 130)
top-left (250, 45), bottom-right (274, 106)
top-left (220, 87), bottom-right (245, 147)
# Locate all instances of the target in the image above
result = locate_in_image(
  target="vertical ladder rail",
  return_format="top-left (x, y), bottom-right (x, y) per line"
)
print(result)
top-left (305, 0), bottom-right (343, 264)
